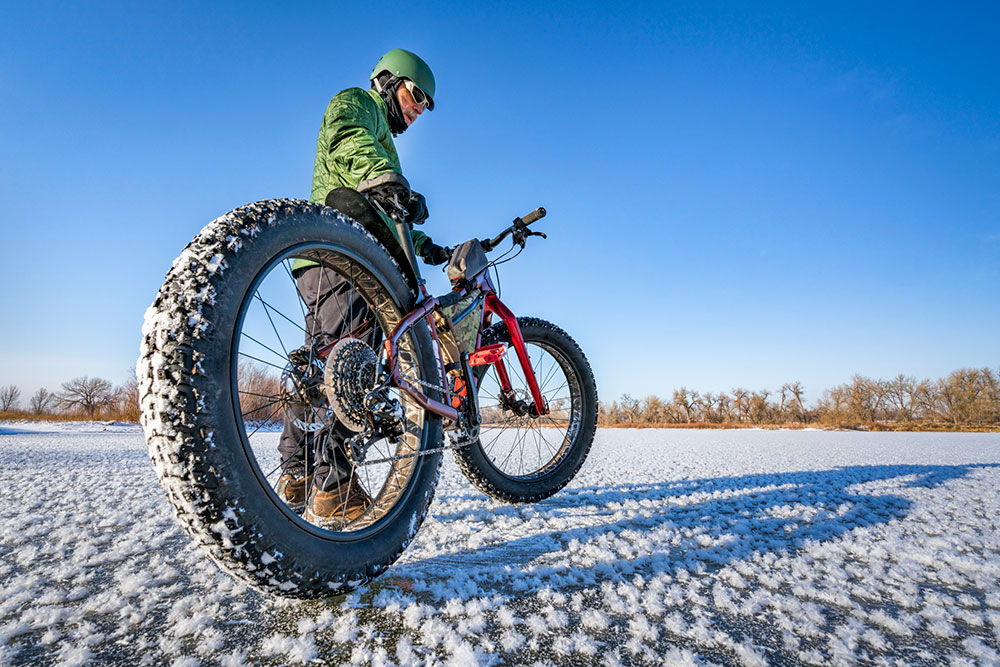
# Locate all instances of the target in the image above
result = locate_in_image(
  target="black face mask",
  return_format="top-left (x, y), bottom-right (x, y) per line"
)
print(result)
top-left (375, 75), bottom-right (408, 136)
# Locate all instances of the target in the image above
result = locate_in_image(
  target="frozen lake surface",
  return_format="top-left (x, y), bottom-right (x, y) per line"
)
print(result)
top-left (1, 423), bottom-right (999, 665)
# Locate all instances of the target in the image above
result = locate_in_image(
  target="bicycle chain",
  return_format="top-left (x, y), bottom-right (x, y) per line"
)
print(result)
top-left (399, 372), bottom-right (460, 398)
top-left (357, 435), bottom-right (475, 466)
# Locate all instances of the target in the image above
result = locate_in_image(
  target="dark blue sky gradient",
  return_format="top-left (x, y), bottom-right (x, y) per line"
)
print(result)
top-left (1, 1), bottom-right (997, 403)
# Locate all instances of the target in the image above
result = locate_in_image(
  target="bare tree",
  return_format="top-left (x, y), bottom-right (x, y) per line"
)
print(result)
top-left (618, 394), bottom-right (641, 424)
top-left (886, 374), bottom-right (915, 422)
top-left (731, 388), bottom-right (749, 423)
top-left (936, 367), bottom-right (999, 425)
top-left (824, 385), bottom-right (847, 421)
top-left (716, 392), bottom-right (733, 422)
top-left (779, 384), bottom-right (791, 421)
top-left (238, 361), bottom-right (284, 425)
top-left (0, 385), bottom-right (20, 411)
top-left (747, 389), bottom-right (772, 424)
top-left (911, 379), bottom-right (936, 421)
top-left (871, 379), bottom-right (891, 421)
top-left (846, 374), bottom-right (877, 422)
top-left (59, 376), bottom-right (115, 418)
top-left (672, 388), bottom-right (697, 423)
top-left (594, 366), bottom-right (998, 428)
top-left (641, 395), bottom-right (667, 424)
top-left (598, 400), bottom-right (621, 426)
top-left (29, 388), bottom-right (54, 415)
top-left (788, 382), bottom-right (806, 422)
top-left (113, 368), bottom-right (141, 422)
top-left (699, 392), bottom-right (719, 423)
top-left (935, 375), bottom-right (962, 425)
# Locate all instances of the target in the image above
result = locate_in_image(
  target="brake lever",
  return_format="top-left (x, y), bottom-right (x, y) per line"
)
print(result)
top-left (510, 226), bottom-right (547, 248)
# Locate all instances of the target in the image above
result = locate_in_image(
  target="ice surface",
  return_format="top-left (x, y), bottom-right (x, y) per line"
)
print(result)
top-left (1, 422), bottom-right (999, 664)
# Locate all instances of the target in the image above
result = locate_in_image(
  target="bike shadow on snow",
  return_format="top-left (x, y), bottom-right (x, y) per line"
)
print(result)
top-left (393, 462), bottom-right (998, 592)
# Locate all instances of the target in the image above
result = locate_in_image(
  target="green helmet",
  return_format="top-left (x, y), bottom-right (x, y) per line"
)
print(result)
top-left (370, 48), bottom-right (435, 110)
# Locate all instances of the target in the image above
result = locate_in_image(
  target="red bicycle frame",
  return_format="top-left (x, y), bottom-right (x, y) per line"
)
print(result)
top-left (383, 269), bottom-right (548, 423)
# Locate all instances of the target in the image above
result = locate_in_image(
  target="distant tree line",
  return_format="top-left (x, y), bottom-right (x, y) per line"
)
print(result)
top-left (1, 362), bottom-right (282, 426)
top-left (4, 365), bottom-right (998, 429)
top-left (599, 368), bottom-right (1000, 429)
top-left (0, 372), bottom-right (140, 422)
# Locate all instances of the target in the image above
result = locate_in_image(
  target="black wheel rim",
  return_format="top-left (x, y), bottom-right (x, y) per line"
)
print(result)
top-left (230, 241), bottom-right (428, 540)
top-left (475, 339), bottom-right (582, 481)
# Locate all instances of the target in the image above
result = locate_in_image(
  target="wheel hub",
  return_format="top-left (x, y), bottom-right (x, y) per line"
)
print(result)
top-left (281, 347), bottom-right (331, 432)
top-left (501, 389), bottom-right (546, 418)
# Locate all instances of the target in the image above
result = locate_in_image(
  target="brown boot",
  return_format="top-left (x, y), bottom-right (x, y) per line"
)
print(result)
top-left (276, 474), bottom-right (308, 511)
top-left (305, 477), bottom-right (372, 527)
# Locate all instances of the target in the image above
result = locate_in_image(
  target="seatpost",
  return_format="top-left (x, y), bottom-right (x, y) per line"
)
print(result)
top-left (393, 214), bottom-right (425, 287)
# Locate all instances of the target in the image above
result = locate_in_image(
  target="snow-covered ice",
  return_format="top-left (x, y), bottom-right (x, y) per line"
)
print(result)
top-left (2, 422), bottom-right (999, 665)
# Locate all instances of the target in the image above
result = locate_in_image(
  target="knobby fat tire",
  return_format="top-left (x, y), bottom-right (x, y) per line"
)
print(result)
top-left (138, 199), bottom-right (443, 598)
top-left (453, 317), bottom-right (598, 503)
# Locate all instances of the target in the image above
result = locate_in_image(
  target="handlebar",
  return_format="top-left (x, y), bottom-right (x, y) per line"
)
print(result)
top-left (520, 207), bottom-right (546, 225)
top-left (482, 206), bottom-right (547, 251)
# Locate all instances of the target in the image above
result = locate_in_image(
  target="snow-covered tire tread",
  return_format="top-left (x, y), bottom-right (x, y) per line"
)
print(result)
top-left (138, 198), bottom-right (441, 598)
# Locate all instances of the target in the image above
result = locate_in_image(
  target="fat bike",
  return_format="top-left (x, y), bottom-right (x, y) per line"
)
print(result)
top-left (139, 194), bottom-right (597, 598)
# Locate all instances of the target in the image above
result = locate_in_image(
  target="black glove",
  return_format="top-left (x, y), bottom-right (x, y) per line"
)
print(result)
top-left (406, 192), bottom-right (429, 225)
top-left (420, 241), bottom-right (451, 266)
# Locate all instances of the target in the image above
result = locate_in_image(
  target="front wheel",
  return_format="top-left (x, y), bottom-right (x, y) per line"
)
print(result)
top-left (453, 317), bottom-right (598, 502)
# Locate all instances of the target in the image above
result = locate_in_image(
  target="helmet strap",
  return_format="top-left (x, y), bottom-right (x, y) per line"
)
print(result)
top-left (373, 74), bottom-right (408, 136)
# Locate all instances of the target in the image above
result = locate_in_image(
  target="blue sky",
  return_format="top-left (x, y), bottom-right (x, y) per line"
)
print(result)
top-left (1, 1), bottom-right (997, 406)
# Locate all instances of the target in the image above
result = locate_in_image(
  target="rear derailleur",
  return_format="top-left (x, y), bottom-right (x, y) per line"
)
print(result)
top-left (343, 384), bottom-right (407, 466)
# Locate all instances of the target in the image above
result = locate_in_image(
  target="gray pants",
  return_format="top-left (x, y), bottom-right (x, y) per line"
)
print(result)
top-left (278, 265), bottom-right (380, 491)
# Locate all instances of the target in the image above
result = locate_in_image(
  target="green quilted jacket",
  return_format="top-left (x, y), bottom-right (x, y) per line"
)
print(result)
top-left (294, 88), bottom-right (428, 273)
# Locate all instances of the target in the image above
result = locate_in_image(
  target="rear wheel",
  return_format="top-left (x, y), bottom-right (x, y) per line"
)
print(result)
top-left (139, 199), bottom-right (443, 598)
top-left (453, 317), bottom-right (598, 502)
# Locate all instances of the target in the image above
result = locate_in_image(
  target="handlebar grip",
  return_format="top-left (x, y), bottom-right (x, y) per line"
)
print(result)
top-left (520, 207), bottom-right (546, 225)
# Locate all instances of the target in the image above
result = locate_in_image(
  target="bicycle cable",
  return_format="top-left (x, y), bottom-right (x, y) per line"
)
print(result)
top-left (488, 243), bottom-right (524, 269)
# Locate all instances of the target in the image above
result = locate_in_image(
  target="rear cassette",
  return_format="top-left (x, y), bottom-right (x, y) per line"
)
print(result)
top-left (323, 337), bottom-right (379, 432)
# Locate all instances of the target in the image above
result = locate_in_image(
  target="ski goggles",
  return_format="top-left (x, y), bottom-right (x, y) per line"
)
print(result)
top-left (403, 80), bottom-right (432, 109)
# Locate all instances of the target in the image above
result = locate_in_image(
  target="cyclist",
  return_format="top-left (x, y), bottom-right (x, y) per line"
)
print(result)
top-left (279, 48), bottom-right (450, 526)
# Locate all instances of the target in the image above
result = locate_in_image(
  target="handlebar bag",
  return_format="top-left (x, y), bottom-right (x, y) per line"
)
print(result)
top-left (447, 239), bottom-right (488, 284)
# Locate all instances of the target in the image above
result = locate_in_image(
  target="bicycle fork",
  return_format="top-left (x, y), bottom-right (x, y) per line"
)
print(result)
top-left (481, 294), bottom-right (548, 417)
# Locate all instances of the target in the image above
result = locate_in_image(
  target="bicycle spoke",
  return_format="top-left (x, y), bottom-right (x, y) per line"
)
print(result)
top-left (496, 431), bottom-right (520, 471)
top-left (242, 397), bottom-right (283, 419)
top-left (241, 331), bottom-right (289, 366)
top-left (253, 292), bottom-right (290, 357)
top-left (542, 380), bottom-right (569, 397)
top-left (264, 433), bottom-right (313, 480)
top-left (284, 260), bottom-right (309, 323)
top-left (238, 351), bottom-right (288, 374)
top-left (482, 419), bottom-right (514, 457)
top-left (528, 426), bottom-right (539, 473)
top-left (245, 403), bottom-right (284, 438)
top-left (539, 356), bottom-right (561, 392)
top-left (254, 291), bottom-right (308, 337)
top-left (238, 388), bottom-right (283, 401)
